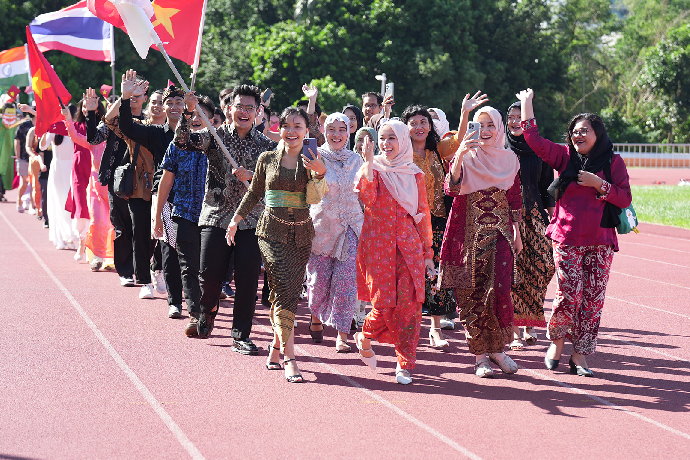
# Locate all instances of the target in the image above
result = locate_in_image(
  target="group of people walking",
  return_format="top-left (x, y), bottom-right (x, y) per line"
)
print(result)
top-left (3, 70), bottom-right (632, 385)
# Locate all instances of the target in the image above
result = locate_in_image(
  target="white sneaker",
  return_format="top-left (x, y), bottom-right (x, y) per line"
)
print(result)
top-left (16, 204), bottom-right (24, 213)
top-left (489, 352), bottom-right (518, 374)
top-left (168, 305), bottom-right (182, 318)
top-left (395, 364), bottom-right (412, 385)
top-left (90, 256), bottom-right (103, 272)
top-left (120, 276), bottom-right (135, 287)
top-left (152, 270), bottom-right (167, 295)
top-left (139, 284), bottom-right (155, 299)
top-left (474, 355), bottom-right (494, 378)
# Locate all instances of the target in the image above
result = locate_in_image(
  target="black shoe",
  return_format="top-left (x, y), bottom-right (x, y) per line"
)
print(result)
top-left (43, 221), bottom-right (49, 228)
top-left (569, 357), bottom-right (594, 377)
top-left (544, 356), bottom-right (560, 370)
top-left (309, 321), bottom-right (323, 343)
top-left (232, 337), bottom-right (260, 355)
top-left (197, 310), bottom-right (217, 339)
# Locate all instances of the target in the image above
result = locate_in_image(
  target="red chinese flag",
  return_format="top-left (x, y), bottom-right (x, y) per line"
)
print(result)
top-left (88, 0), bottom-right (205, 66)
top-left (6, 85), bottom-right (20, 102)
top-left (26, 26), bottom-right (72, 136)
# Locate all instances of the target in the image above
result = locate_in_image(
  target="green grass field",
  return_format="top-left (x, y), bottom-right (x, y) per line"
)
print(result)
top-left (631, 186), bottom-right (690, 229)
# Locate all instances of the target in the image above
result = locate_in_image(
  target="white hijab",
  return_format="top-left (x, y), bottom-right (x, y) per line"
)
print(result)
top-left (430, 107), bottom-right (450, 138)
top-left (318, 112), bottom-right (351, 162)
top-left (372, 119), bottom-right (425, 223)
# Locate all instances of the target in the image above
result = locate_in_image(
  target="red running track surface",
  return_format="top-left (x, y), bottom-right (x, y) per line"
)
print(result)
top-left (0, 188), bottom-right (688, 460)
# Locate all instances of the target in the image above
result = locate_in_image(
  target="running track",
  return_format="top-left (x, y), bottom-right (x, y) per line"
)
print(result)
top-left (1, 188), bottom-right (688, 460)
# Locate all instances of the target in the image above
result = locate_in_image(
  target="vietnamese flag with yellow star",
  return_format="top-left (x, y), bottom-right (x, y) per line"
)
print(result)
top-left (26, 26), bottom-right (72, 136)
top-left (88, 0), bottom-right (205, 66)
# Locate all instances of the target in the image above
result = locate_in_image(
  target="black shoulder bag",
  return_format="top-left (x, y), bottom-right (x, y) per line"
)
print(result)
top-left (113, 143), bottom-right (141, 199)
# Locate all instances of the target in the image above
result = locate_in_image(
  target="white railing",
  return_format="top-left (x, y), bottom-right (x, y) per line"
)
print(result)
top-left (614, 144), bottom-right (690, 167)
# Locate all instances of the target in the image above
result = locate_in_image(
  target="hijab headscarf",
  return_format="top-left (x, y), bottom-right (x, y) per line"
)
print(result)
top-left (430, 108), bottom-right (450, 138)
top-left (371, 119), bottom-right (425, 223)
top-left (318, 112), bottom-right (352, 162)
top-left (343, 104), bottom-right (364, 149)
top-left (505, 101), bottom-right (549, 223)
top-left (457, 106), bottom-right (519, 195)
top-left (353, 127), bottom-right (378, 156)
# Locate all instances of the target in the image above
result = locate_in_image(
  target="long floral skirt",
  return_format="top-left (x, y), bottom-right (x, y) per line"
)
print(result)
top-left (362, 249), bottom-right (422, 369)
top-left (511, 205), bottom-right (555, 327)
top-left (548, 242), bottom-right (613, 355)
top-left (306, 228), bottom-right (359, 334)
top-left (454, 235), bottom-right (514, 355)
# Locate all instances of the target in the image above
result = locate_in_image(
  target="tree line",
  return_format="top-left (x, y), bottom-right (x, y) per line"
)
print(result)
top-left (2, 0), bottom-right (689, 143)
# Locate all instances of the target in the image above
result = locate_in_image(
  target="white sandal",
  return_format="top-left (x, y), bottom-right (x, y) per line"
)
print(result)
top-left (489, 352), bottom-right (518, 374)
top-left (474, 355), bottom-right (494, 378)
top-left (354, 332), bottom-right (376, 370)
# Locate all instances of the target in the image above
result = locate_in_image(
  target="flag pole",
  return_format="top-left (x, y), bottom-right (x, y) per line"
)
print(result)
top-left (189, 0), bottom-right (208, 92)
top-left (151, 31), bottom-right (249, 187)
top-left (110, 23), bottom-right (116, 97)
top-left (24, 44), bottom-right (34, 104)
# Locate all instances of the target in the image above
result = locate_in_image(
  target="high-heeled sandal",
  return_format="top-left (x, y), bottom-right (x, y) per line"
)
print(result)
top-left (309, 320), bottom-right (323, 343)
top-left (523, 327), bottom-right (538, 345)
top-left (266, 343), bottom-right (282, 370)
top-left (428, 327), bottom-right (449, 348)
top-left (283, 359), bottom-right (304, 383)
top-left (509, 332), bottom-right (524, 351)
top-left (335, 335), bottom-right (351, 353)
top-left (354, 332), bottom-right (376, 370)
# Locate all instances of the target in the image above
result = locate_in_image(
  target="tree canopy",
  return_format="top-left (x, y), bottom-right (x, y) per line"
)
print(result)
top-left (2, 0), bottom-right (690, 143)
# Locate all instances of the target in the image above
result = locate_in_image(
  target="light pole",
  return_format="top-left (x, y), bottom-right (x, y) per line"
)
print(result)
top-left (375, 73), bottom-right (386, 96)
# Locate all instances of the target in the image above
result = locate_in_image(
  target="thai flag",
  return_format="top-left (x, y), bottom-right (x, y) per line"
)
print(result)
top-left (29, 1), bottom-right (113, 62)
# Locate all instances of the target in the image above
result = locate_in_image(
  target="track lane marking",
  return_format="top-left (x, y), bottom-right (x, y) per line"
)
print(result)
top-left (616, 254), bottom-right (690, 268)
top-left (598, 333), bottom-right (690, 364)
top-left (607, 296), bottom-right (690, 320)
top-left (609, 270), bottom-right (690, 291)
top-left (517, 365), bottom-right (690, 441)
top-left (621, 242), bottom-right (690, 254)
top-left (1, 210), bottom-right (206, 460)
top-left (251, 319), bottom-right (484, 460)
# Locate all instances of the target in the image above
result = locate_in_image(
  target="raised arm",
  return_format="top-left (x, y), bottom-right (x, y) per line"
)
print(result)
top-left (118, 70), bottom-right (154, 148)
top-left (61, 107), bottom-right (91, 149)
top-left (457, 91), bottom-right (489, 139)
top-left (302, 84), bottom-right (325, 146)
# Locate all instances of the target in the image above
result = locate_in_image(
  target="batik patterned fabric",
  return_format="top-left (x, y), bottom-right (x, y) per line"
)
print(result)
top-left (363, 249), bottom-right (422, 369)
top-left (511, 204), bottom-right (555, 327)
top-left (424, 216), bottom-right (456, 316)
top-left (356, 171), bottom-right (433, 369)
top-left (548, 242), bottom-right (614, 355)
top-left (438, 175), bottom-right (522, 355)
top-left (259, 219), bottom-right (312, 348)
top-left (160, 143), bottom-right (207, 223)
top-left (307, 228), bottom-right (359, 334)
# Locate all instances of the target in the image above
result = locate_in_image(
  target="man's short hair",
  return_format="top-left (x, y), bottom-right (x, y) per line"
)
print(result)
top-left (196, 95), bottom-right (216, 118)
top-left (296, 99), bottom-right (322, 117)
top-left (223, 84), bottom-right (261, 109)
top-left (361, 92), bottom-right (383, 105)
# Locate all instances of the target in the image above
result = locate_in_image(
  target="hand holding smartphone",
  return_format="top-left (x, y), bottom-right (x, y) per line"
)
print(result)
top-left (302, 138), bottom-right (317, 161)
top-left (467, 121), bottom-right (481, 140)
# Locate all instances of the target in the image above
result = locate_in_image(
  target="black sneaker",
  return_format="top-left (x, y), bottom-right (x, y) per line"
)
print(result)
top-left (197, 311), bottom-right (216, 339)
top-left (232, 338), bottom-right (259, 355)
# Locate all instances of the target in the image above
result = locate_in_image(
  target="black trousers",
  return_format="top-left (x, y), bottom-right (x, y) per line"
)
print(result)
top-left (161, 240), bottom-right (183, 306)
top-left (174, 217), bottom-right (202, 314)
top-left (199, 226), bottom-right (261, 339)
top-left (128, 197), bottom-right (152, 284)
top-left (38, 178), bottom-right (48, 224)
top-left (108, 188), bottom-right (134, 278)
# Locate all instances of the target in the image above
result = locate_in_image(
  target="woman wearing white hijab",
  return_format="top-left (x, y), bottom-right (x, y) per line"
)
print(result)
top-left (429, 107), bottom-right (450, 138)
top-left (306, 113), bottom-right (364, 352)
top-left (353, 119), bottom-right (434, 385)
top-left (437, 99), bottom-right (523, 378)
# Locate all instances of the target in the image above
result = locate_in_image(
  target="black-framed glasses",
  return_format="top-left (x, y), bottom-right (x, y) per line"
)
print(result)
top-left (233, 103), bottom-right (257, 113)
top-left (571, 128), bottom-right (590, 137)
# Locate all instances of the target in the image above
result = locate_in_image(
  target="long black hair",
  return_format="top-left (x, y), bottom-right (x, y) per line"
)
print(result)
top-left (342, 104), bottom-right (364, 148)
top-left (564, 113), bottom-right (608, 152)
top-left (401, 105), bottom-right (441, 152)
top-left (75, 98), bottom-right (106, 124)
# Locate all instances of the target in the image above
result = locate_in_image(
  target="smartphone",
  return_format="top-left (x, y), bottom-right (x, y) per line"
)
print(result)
top-left (302, 138), bottom-right (317, 161)
top-left (467, 121), bottom-right (481, 140)
top-left (384, 82), bottom-right (394, 101)
top-left (261, 88), bottom-right (272, 103)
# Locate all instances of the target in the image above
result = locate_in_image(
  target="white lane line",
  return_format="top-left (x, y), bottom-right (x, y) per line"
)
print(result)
top-left (616, 254), bottom-right (690, 268)
top-left (251, 318), bottom-right (483, 460)
top-left (296, 344), bottom-right (484, 460)
top-left (609, 270), bottom-right (690, 291)
top-left (633, 229), bottom-right (690, 241)
top-left (0, 211), bottom-right (205, 460)
top-left (598, 333), bottom-right (690, 364)
top-left (607, 296), bottom-right (690, 320)
top-left (518, 365), bottom-right (690, 441)
top-left (622, 242), bottom-right (690, 254)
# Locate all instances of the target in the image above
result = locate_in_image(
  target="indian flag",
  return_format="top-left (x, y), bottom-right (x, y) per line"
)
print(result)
top-left (0, 46), bottom-right (30, 92)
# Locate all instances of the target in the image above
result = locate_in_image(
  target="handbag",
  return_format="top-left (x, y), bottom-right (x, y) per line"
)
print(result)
top-left (617, 204), bottom-right (639, 234)
top-left (113, 143), bottom-right (140, 199)
top-left (305, 171), bottom-right (328, 205)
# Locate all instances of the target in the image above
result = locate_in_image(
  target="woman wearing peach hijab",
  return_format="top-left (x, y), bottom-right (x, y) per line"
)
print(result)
top-left (437, 99), bottom-right (523, 378)
top-left (353, 119), bottom-right (434, 385)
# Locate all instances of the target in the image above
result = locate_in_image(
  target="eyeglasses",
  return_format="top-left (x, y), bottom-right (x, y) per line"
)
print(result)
top-left (233, 103), bottom-right (257, 113)
top-left (571, 128), bottom-right (590, 137)
top-left (507, 116), bottom-right (521, 123)
top-left (363, 103), bottom-right (380, 109)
